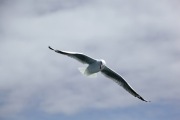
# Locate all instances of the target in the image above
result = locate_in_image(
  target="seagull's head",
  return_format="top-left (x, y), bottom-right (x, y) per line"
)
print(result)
top-left (99, 59), bottom-right (106, 70)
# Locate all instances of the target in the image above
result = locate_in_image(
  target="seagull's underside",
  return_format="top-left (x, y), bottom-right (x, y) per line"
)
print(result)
top-left (48, 46), bottom-right (150, 102)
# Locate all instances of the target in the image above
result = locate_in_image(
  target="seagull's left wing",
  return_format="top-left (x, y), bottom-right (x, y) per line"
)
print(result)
top-left (49, 46), bottom-right (96, 64)
top-left (101, 66), bottom-right (149, 102)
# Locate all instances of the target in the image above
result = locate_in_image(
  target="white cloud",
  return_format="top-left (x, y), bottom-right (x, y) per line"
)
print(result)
top-left (0, 0), bottom-right (180, 118)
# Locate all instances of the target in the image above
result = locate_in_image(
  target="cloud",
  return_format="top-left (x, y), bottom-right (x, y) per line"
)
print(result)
top-left (0, 0), bottom-right (180, 119)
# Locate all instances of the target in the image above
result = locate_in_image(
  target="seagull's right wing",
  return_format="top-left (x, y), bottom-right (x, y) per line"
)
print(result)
top-left (49, 46), bottom-right (96, 64)
top-left (101, 66), bottom-right (149, 102)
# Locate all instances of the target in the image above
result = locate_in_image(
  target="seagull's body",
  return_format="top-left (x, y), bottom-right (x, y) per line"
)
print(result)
top-left (49, 46), bottom-right (149, 102)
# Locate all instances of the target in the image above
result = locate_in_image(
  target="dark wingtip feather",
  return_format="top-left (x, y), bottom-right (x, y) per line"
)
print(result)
top-left (137, 96), bottom-right (150, 102)
top-left (48, 46), bottom-right (54, 50)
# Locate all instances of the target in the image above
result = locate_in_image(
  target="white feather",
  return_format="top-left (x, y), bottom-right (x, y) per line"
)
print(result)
top-left (78, 66), bottom-right (97, 78)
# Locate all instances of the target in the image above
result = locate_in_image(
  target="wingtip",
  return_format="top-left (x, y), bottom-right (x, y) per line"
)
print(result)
top-left (137, 96), bottom-right (150, 102)
top-left (48, 46), bottom-right (54, 51)
top-left (144, 100), bottom-right (151, 102)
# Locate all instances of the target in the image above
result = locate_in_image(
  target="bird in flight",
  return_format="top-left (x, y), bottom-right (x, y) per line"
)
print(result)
top-left (49, 46), bottom-right (149, 102)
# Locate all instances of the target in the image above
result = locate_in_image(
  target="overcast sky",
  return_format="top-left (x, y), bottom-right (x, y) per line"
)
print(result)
top-left (0, 0), bottom-right (180, 120)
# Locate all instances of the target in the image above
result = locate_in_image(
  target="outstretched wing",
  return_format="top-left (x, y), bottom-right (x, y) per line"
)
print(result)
top-left (101, 66), bottom-right (149, 102)
top-left (49, 46), bottom-right (96, 64)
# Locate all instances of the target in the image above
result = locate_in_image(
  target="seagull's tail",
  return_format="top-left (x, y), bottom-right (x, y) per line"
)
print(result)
top-left (78, 67), bottom-right (97, 78)
top-left (78, 67), bottom-right (87, 75)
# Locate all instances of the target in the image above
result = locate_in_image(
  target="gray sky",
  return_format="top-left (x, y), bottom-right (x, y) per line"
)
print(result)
top-left (0, 0), bottom-right (180, 120)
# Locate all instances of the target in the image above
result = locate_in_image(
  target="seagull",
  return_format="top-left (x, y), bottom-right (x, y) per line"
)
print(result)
top-left (49, 46), bottom-right (149, 102)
